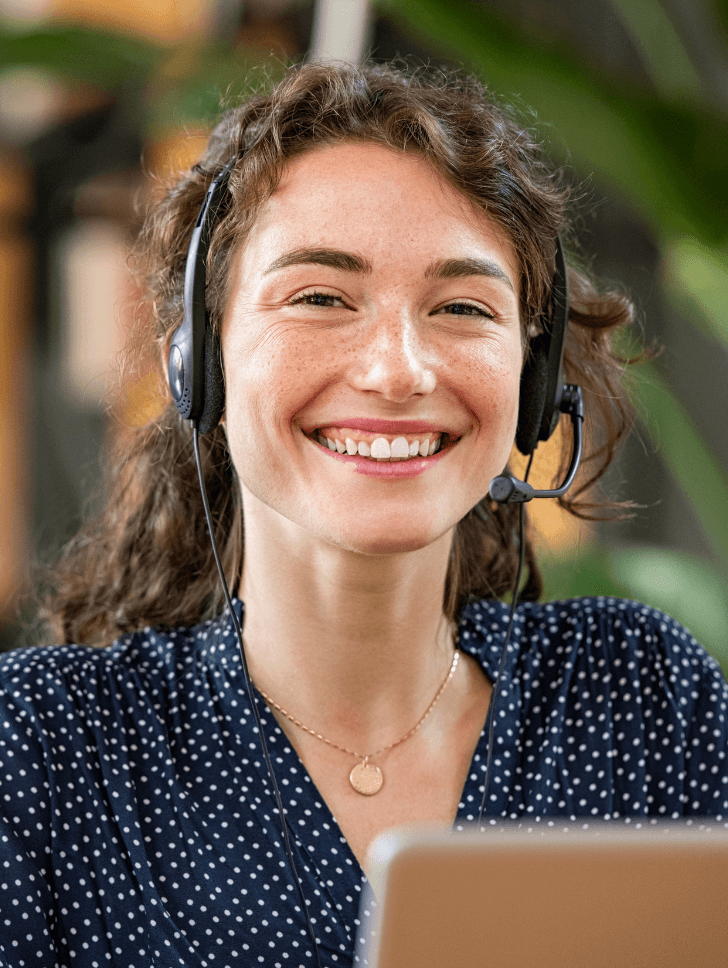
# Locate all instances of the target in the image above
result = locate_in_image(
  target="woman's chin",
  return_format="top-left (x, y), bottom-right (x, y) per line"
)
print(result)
top-left (310, 515), bottom-right (454, 558)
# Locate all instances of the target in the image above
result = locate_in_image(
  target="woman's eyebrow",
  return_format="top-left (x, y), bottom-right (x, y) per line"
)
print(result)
top-left (425, 257), bottom-right (515, 292)
top-left (264, 248), bottom-right (373, 275)
top-left (263, 249), bottom-right (514, 293)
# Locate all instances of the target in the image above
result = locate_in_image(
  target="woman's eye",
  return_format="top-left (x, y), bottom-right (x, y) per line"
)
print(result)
top-left (436, 302), bottom-right (495, 318)
top-left (290, 291), bottom-right (346, 308)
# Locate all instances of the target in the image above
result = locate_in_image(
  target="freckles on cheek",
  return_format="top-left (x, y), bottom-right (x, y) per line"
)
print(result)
top-left (468, 353), bottom-right (521, 427)
top-left (228, 344), bottom-right (334, 434)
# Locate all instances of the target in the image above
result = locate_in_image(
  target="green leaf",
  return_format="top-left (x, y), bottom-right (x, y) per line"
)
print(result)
top-left (540, 546), bottom-right (631, 602)
top-left (0, 24), bottom-right (163, 88)
top-left (609, 0), bottom-right (702, 100)
top-left (149, 46), bottom-right (286, 129)
top-left (0, 24), bottom-right (285, 131)
top-left (378, 0), bottom-right (728, 246)
top-left (635, 363), bottom-right (728, 566)
top-left (664, 238), bottom-right (728, 352)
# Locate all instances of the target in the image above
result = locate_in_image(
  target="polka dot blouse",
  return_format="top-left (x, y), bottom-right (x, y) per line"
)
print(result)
top-left (1, 597), bottom-right (727, 967)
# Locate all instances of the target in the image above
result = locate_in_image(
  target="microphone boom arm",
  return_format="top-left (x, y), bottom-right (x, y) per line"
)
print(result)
top-left (489, 385), bottom-right (584, 504)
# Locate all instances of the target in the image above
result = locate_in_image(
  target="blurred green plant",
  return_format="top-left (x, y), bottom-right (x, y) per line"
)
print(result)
top-left (0, 24), bottom-right (161, 89)
top-left (0, 23), bottom-right (283, 134)
top-left (380, 0), bottom-right (728, 244)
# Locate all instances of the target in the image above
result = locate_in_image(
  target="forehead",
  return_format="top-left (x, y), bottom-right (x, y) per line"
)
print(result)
top-left (237, 141), bottom-right (519, 281)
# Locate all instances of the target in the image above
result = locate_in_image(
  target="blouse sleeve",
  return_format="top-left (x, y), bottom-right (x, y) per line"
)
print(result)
top-left (629, 604), bottom-right (728, 816)
top-left (0, 655), bottom-right (60, 967)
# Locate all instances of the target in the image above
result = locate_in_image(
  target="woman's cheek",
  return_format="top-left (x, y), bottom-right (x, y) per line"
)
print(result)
top-left (460, 341), bottom-right (521, 428)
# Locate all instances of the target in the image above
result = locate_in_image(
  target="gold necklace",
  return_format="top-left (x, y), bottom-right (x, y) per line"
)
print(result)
top-left (255, 650), bottom-right (460, 796)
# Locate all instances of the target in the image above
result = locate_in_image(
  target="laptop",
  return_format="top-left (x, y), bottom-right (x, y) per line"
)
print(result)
top-left (357, 820), bottom-right (728, 968)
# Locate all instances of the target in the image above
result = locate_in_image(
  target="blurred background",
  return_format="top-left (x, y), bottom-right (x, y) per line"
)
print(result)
top-left (0, 0), bottom-right (726, 669)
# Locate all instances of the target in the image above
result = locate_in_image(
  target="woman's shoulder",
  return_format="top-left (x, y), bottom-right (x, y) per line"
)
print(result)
top-left (460, 595), bottom-right (725, 691)
top-left (458, 596), bottom-right (728, 816)
top-left (461, 594), bottom-right (710, 649)
top-left (0, 613), bottom-right (222, 713)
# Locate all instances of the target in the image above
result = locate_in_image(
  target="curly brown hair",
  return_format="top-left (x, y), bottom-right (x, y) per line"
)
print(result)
top-left (40, 61), bottom-right (636, 647)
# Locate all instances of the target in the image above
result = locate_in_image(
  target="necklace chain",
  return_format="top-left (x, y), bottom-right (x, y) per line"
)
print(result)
top-left (254, 649), bottom-right (460, 761)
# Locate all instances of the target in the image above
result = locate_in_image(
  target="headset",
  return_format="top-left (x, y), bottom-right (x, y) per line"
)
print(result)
top-left (167, 155), bottom-right (585, 959)
top-left (488, 234), bottom-right (584, 505)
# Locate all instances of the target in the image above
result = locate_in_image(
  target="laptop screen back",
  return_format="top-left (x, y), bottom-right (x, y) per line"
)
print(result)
top-left (358, 822), bottom-right (728, 968)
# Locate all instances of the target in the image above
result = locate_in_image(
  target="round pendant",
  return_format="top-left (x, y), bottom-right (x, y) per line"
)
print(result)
top-left (349, 760), bottom-right (383, 796)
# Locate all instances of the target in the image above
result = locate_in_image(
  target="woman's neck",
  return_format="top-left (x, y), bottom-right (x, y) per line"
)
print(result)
top-left (238, 491), bottom-right (456, 754)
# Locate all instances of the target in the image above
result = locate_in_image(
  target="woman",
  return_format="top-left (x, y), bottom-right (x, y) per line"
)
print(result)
top-left (1, 63), bottom-right (726, 967)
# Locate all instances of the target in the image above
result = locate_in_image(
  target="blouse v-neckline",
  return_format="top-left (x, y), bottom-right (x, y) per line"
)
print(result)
top-left (222, 599), bottom-right (519, 884)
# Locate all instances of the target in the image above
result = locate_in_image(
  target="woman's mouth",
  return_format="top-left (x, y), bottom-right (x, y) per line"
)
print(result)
top-left (309, 427), bottom-right (458, 461)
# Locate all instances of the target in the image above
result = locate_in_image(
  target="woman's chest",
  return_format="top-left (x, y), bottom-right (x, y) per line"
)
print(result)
top-left (279, 660), bottom-right (494, 878)
top-left (306, 750), bottom-right (474, 880)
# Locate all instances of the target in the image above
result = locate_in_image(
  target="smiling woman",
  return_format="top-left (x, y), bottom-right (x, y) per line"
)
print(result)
top-left (2, 62), bottom-right (727, 968)
top-left (53, 63), bottom-right (636, 639)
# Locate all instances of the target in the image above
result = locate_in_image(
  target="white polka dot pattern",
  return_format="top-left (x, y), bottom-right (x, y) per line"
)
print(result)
top-left (1, 597), bottom-right (727, 966)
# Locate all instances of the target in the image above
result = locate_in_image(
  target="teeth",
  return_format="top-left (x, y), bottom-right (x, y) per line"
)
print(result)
top-left (315, 431), bottom-right (449, 460)
top-left (390, 437), bottom-right (410, 460)
top-left (370, 438), bottom-right (391, 460)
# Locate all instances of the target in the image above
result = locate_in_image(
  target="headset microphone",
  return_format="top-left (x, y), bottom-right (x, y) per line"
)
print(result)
top-left (489, 384), bottom-right (584, 503)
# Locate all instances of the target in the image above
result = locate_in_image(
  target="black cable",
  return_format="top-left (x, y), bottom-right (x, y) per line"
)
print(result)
top-left (477, 453), bottom-right (533, 830)
top-left (192, 426), bottom-right (323, 968)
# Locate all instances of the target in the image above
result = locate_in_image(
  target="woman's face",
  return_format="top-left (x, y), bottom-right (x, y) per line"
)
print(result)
top-left (222, 141), bottom-right (522, 555)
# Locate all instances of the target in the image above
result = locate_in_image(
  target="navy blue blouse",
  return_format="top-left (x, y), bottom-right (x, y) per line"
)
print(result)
top-left (1, 596), bottom-right (727, 967)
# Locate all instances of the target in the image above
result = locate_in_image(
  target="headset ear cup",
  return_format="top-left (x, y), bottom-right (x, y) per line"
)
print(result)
top-left (516, 335), bottom-right (549, 456)
top-left (197, 325), bottom-right (225, 435)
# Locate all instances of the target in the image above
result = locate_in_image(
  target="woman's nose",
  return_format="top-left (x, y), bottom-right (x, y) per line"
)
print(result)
top-left (349, 310), bottom-right (437, 402)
